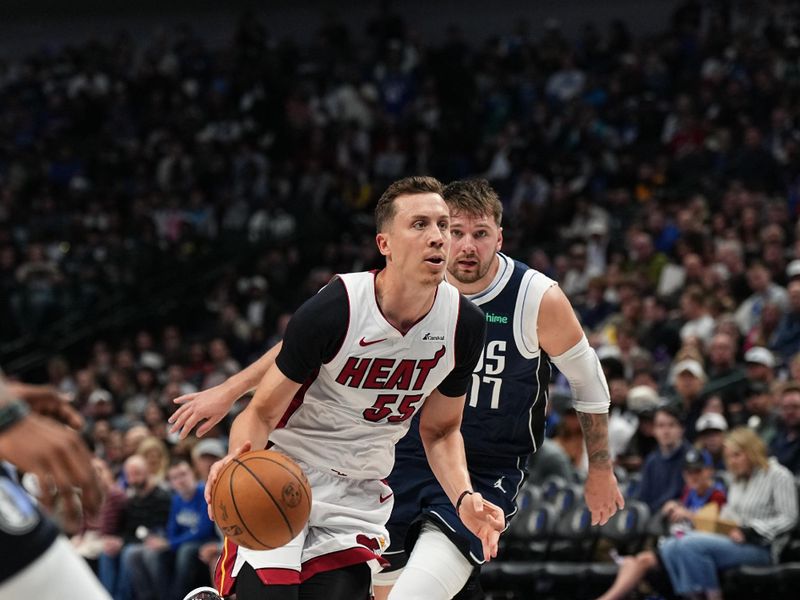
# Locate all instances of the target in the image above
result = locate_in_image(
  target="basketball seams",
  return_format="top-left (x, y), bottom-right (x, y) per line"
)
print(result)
top-left (210, 450), bottom-right (311, 551)
top-left (234, 457), bottom-right (298, 539)
top-left (241, 455), bottom-right (312, 510)
top-left (224, 462), bottom-right (276, 550)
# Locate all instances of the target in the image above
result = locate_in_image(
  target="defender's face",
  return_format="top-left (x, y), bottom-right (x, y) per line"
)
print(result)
top-left (447, 211), bottom-right (502, 286)
top-left (377, 193), bottom-right (450, 287)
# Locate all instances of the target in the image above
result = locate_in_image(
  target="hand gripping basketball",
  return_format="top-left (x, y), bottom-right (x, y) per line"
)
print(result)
top-left (207, 445), bottom-right (312, 551)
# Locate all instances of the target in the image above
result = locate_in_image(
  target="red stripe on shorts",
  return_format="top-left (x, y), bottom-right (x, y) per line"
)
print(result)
top-left (300, 547), bottom-right (388, 582)
top-left (214, 538), bottom-right (302, 594)
top-left (214, 537), bottom-right (239, 596)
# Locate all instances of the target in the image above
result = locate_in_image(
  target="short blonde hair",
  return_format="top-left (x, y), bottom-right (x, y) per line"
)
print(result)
top-left (724, 427), bottom-right (769, 475)
top-left (137, 435), bottom-right (170, 481)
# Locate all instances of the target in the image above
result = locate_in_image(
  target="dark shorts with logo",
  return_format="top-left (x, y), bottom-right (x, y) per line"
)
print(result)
top-left (383, 454), bottom-right (522, 569)
top-left (0, 466), bottom-right (59, 584)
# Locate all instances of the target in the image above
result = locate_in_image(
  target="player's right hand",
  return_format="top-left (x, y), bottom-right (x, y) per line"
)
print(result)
top-left (458, 492), bottom-right (505, 561)
top-left (0, 413), bottom-right (102, 520)
top-left (169, 385), bottom-right (237, 440)
top-left (205, 440), bottom-right (252, 521)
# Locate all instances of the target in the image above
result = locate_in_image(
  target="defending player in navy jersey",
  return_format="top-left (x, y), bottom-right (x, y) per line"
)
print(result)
top-left (372, 179), bottom-right (624, 600)
top-left (191, 177), bottom-right (504, 600)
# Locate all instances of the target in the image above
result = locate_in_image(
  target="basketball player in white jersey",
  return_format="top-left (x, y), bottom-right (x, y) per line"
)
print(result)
top-left (0, 374), bottom-right (109, 600)
top-left (188, 176), bottom-right (505, 600)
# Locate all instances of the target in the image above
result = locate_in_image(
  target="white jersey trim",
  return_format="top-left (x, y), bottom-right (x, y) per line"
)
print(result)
top-left (465, 253), bottom-right (515, 306)
top-left (513, 271), bottom-right (557, 359)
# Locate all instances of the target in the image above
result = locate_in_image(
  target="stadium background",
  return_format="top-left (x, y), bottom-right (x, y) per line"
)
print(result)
top-left (2, 0), bottom-right (800, 598)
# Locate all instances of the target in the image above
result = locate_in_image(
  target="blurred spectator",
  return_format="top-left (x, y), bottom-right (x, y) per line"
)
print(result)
top-left (597, 447), bottom-right (726, 600)
top-left (128, 458), bottom-right (216, 600)
top-left (98, 455), bottom-right (171, 599)
top-left (552, 409), bottom-right (587, 479)
top-left (637, 405), bottom-right (692, 513)
top-left (616, 408), bottom-right (658, 474)
top-left (770, 383), bottom-right (800, 475)
top-left (744, 382), bottom-right (780, 447)
top-left (668, 359), bottom-right (707, 440)
top-left (694, 412), bottom-right (729, 471)
top-left (136, 436), bottom-right (170, 487)
top-left (190, 438), bottom-right (227, 482)
top-left (658, 428), bottom-right (798, 599)
top-left (735, 262), bottom-right (788, 336)
top-left (703, 332), bottom-right (747, 407)
top-left (771, 279), bottom-right (800, 363)
top-left (743, 347), bottom-right (777, 386)
top-left (71, 457), bottom-right (127, 569)
top-left (679, 287), bottom-right (715, 345)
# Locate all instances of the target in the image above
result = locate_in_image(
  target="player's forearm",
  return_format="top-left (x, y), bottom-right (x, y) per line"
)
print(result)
top-left (576, 411), bottom-right (613, 471)
top-left (222, 343), bottom-right (281, 398)
top-left (228, 405), bottom-right (273, 453)
top-left (421, 428), bottom-right (473, 506)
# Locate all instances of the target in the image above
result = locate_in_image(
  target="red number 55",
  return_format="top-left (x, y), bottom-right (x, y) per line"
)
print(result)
top-left (363, 393), bottom-right (424, 423)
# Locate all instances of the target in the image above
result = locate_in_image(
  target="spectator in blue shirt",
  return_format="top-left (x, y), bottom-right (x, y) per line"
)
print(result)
top-left (127, 457), bottom-right (217, 600)
top-left (637, 404), bottom-right (692, 512)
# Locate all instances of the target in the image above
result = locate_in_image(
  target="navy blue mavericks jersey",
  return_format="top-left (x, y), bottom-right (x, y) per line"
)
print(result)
top-left (396, 253), bottom-right (556, 478)
top-left (385, 254), bottom-right (558, 566)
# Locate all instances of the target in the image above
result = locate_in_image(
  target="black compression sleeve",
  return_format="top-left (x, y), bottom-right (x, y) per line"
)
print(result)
top-left (275, 278), bottom-right (349, 383)
top-left (436, 295), bottom-right (486, 397)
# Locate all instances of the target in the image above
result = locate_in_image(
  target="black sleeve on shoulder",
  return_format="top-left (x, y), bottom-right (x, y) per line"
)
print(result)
top-left (437, 295), bottom-right (486, 397)
top-left (275, 278), bottom-right (349, 383)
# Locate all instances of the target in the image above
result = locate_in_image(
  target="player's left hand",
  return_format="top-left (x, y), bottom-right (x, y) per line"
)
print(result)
top-left (458, 492), bottom-right (505, 561)
top-left (584, 466), bottom-right (624, 526)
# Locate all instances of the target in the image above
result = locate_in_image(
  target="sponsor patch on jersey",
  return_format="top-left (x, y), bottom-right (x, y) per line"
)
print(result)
top-left (485, 312), bottom-right (509, 324)
top-left (421, 331), bottom-right (445, 342)
top-left (0, 477), bottom-right (40, 535)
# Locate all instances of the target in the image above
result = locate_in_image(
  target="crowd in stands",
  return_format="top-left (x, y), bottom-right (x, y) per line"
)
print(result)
top-left (3, 0), bottom-right (800, 598)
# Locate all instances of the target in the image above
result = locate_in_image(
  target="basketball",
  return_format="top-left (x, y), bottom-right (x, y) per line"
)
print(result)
top-left (211, 449), bottom-right (312, 550)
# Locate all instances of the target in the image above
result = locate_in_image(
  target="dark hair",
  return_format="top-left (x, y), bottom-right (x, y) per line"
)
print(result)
top-left (655, 403), bottom-right (685, 425)
top-left (442, 178), bottom-right (503, 226)
top-left (168, 456), bottom-right (191, 470)
top-left (374, 176), bottom-right (444, 232)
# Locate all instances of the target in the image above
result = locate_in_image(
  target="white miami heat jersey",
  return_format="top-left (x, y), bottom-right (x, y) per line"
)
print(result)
top-left (269, 272), bottom-right (462, 479)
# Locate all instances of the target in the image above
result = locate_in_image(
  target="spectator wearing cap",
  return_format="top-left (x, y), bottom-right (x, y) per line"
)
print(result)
top-left (695, 412), bottom-right (729, 471)
top-left (669, 358), bottom-right (708, 440)
top-left (190, 438), bottom-right (227, 481)
top-left (744, 346), bottom-right (776, 385)
top-left (770, 383), bottom-right (800, 475)
top-left (611, 385), bottom-right (658, 461)
top-left (744, 382), bottom-right (780, 447)
top-left (786, 259), bottom-right (800, 283)
top-left (771, 279), bottom-right (800, 363)
top-left (597, 447), bottom-right (726, 600)
top-left (637, 405), bottom-right (692, 513)
top-left (658, 428), bottom-right (798, 600)
top-left (735, 261), bottom-right (789, 336)
top-left (671, 448), bottom-right (727, 515)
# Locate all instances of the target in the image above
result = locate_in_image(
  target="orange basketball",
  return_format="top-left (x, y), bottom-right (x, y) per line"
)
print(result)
top-left (211, 449), bottom-right (312, 550)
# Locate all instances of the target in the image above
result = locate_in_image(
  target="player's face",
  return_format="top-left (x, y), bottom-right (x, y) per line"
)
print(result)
top-left (448, 211), bottom-right (503, 289)
top-left (377, 193), bottom-right (451, 287)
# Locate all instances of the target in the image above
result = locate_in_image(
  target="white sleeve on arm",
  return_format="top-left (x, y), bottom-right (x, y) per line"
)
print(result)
top-left (549, 335), bottom-right (610, 414)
